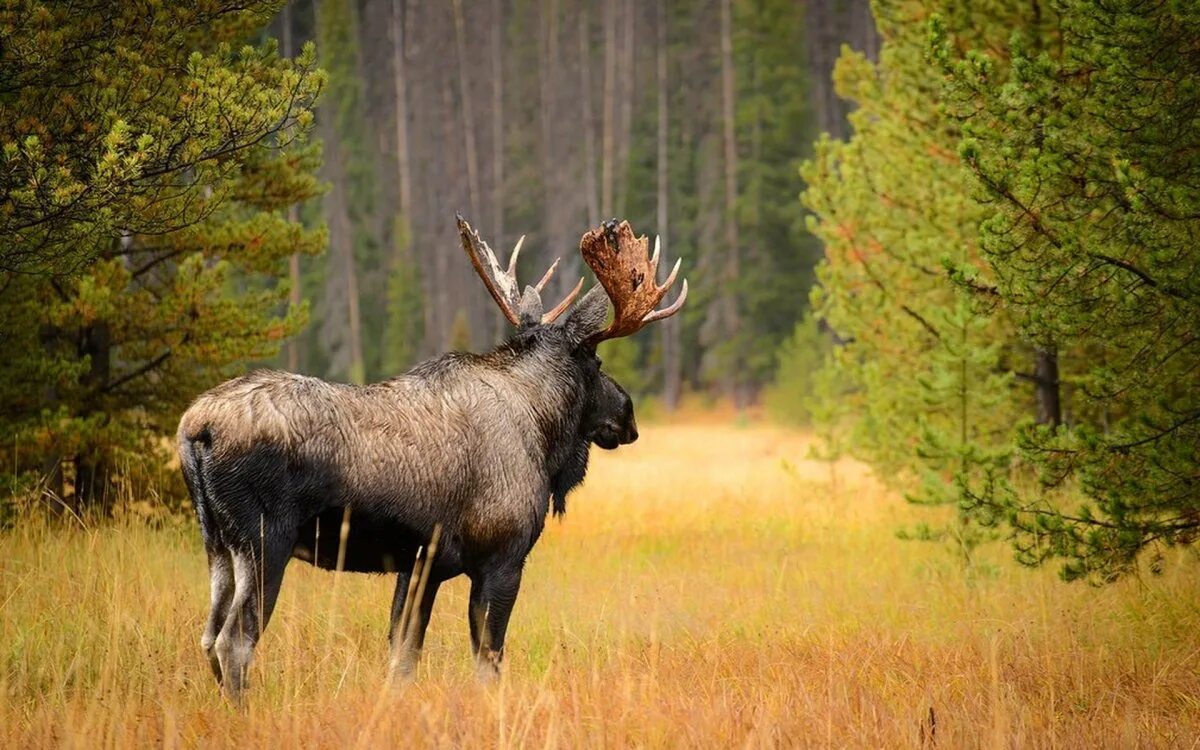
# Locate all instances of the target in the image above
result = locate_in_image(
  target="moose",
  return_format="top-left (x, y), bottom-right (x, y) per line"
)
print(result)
top-left (177, 216), bottom-right (687, 700)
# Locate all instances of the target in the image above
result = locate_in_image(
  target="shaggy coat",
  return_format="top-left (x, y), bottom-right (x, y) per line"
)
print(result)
top-left (178, 288), bottom-right (636, 699)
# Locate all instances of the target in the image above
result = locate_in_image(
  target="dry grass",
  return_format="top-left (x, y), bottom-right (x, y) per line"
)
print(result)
top-left (2, 421), bottom-right (1199, 748)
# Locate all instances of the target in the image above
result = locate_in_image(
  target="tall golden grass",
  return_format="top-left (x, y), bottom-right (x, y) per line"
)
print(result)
top-left (2, 421), bottom-right (1198, 748)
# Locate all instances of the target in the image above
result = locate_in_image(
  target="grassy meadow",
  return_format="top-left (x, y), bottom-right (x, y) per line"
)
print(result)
top-left (2, 419), bottom-right (1199, 748)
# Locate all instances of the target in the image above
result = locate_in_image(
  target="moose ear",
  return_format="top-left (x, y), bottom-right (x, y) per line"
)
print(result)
top-left (561, 285), bottom-right (610, 346)
top-left (517, 285), bottom-right (543, 328)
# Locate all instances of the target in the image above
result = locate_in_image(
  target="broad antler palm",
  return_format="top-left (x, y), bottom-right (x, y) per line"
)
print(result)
top-left (578, 218), bottom-right (688, 345)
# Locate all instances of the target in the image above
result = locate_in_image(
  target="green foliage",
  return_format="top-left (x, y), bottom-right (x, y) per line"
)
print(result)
top-left (598, 337), bottom-right (647, 402)
top-left (938, 0), bottom-right (1200, 582)
top-left (732, 0), bottom-right (821, 385)
top-left (800, 0), bottom-right (1035, 560)
top-left (447, 309), bottom-right (473, 353)
top-left (763, 313), bottom-right (831, 426)
top-left (383, 215), bottom-right (424, 373)
top-left (0, 1), bottom-right (321, 277)
top-left (0, 1), bottom-right (324, 512)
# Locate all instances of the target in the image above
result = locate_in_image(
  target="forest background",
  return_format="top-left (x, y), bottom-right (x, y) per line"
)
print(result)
top-left (1, 0), bottom-right (1196, 584)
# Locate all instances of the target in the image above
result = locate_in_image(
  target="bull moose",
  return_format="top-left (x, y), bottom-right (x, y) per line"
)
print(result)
top-left (176, 216), bottom-right (687, 700)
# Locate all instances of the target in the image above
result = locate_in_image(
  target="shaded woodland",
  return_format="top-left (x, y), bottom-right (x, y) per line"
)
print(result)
top-left (0, 0), bottom-right (878, 511)
top-left (6, 0), bottom-right (1192, 584)
top-left (282, 0), bottom-right (879, 403)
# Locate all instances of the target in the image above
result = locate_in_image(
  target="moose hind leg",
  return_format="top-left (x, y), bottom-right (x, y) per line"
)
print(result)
top-left (389, 572), bottom-right (441, 680)
top-left (201, 548), bottom-right (235, 684)
top-left (214, 538), bottom-right (292, 703)
top-left (470, 562), bottom-right (524, 681)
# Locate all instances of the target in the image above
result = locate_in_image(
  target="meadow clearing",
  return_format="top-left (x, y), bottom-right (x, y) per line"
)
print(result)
top-left (2, 418), bottom-right (1199, 748)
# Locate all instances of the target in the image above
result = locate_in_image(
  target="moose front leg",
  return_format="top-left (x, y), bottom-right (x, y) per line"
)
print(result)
top-left (468, 560), bottom-right (524, 681)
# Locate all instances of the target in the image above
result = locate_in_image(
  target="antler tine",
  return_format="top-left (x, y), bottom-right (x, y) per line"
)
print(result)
top-left (457, 214), bottom-right (584, 327)
top-left (534, 259), bottom-right (585, 323)
top-left (506, 235), bottom-right (526, 275)
top-left (534, 257), bottom-right (560, 292)
top-left (457, 213), bottom-right (520, 326)
top-left (578, 219), bottom-right (688, 344)
top-left (542, 276), bottom-right (584, 322)
top-left (659, 255), bottom-right (681, 293)
top-left (643, 278), bottom-right (688, 324)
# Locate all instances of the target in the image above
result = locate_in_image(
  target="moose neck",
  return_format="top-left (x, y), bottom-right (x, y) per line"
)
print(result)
top-left (489, 328), bottom-right (592, 477)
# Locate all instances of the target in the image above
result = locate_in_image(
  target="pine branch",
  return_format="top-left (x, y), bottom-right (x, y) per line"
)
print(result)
top-left (101, 349), bottom-right (173, 395)
top-left (1086, 253), bottom-right (1191, 303)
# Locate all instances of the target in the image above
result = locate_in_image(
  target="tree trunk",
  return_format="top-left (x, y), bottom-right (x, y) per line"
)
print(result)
top-left (37, 325), bottom-right (66, 505)
top-left (805, 0), bottom-right (844, 140)
top-left (454, 0), bottom-right (489, 346)
top-left (538, 0), bottom-right (575, 298)
top-left (489, 0), bottom-right (505, 342)
top-left (600, 0), bottom-right (616, 218)
top-left (614, 0), bottom-right (635, 217)
top-left (656, 0), bottom-right (680, 410)
top-left (314, 0), bottom-right (366, 382)
top-left (805, 0), bottom-right (878, 139)
top-left (453, 0), bottom-right (482, 222)
top-left (1034, 347), bottom-right (1061, 427)
top-left (438, 75), bottom-right (459, 350)
top-left (282, 2), bottom-right (302, 372)
top-left (579, 6), bottom-right (599, 227)
top-left (391, 0), bottom-right (413, 228)
top-left (73, 453), bottom-right (109, 516)
top-left (386, 0), bottom-right (422, 363)
top-left (855, 0), bottom-right (881, 62)
top-left (74, 322), bottom-right (111, 512)
top-left (538, 0), bottom-right (556, 265)
top-left (346, 251), bottom-right (365, 383)
top-left (719, 0), bottom-right (743, 404)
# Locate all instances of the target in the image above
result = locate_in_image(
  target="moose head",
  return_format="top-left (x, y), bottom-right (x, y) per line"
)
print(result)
top-left (456, 214), bottom-right (686, 452)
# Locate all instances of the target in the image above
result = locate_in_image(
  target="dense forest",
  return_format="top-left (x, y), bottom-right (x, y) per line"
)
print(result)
top-left (794, 0), bottom-right (1200, 582)
top-left (0, 0), bottom-right (880, 498)
top-left (278, 0), bottom-right (877, 402)
top-left (1, 0), bottom-right (1197, 583)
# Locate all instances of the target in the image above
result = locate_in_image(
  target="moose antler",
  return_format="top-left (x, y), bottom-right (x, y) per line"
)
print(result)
top-left (579, 219), bottom-right (688, 345)
top-left (457, 214), bottom-right (584, 325)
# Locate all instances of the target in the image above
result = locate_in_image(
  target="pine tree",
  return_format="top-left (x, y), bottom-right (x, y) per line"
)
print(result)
top-left (799, 0), bottom-right (1041, 554)
top-left (310, 0), bottom-right (383, 384)
top-left (732, 0), bottom-right (820, 387)
top-left (938, 0), bottom-right (1200, 581)
top-left (764, 313), bottom-right (831, 426)
top-left (0, 1), bottom-right (325, 512)
top-left (0, 1), bottom-right (320, 278)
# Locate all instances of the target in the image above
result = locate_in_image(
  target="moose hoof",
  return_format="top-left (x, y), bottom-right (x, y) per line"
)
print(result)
top-left (214, 634), bottom-right (253, 705)
top-left (388, 654), bottom-right (419, 685)
top-left (475, 649), bottom-right (503, 683)
top-left (201, 635), bottom-right (224, 685)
